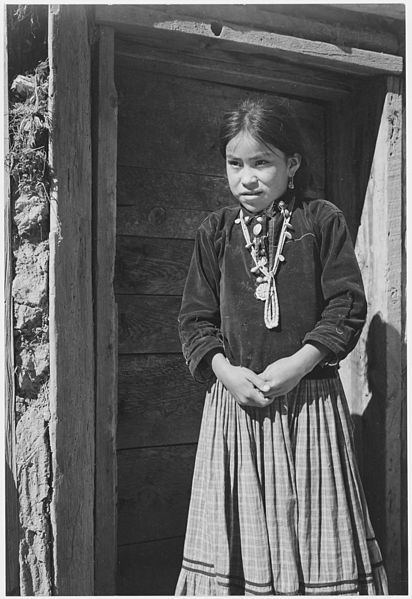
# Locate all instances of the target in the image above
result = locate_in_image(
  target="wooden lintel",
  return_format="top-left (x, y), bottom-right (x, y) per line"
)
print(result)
top-left (95, 5), bottom-right (403, 77)
top-left (163, 4), bottom-right (401, 55)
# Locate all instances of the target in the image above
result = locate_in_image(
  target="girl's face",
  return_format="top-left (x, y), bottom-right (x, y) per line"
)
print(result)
top-left (225, 131), bottom-right (301, 213)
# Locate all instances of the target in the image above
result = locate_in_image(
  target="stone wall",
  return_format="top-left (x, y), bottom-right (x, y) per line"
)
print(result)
top-left (7, 7), bottom-right (53, 593)
top-left (12, 190), bottom-right (53, 594)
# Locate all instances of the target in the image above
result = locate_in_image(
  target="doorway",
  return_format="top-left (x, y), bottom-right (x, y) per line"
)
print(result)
top-left (114, 57), bottom-right (327, 594)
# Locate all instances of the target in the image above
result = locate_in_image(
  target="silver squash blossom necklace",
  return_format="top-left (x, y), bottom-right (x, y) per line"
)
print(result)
top-left (235, 196), bottom-right (295, 329)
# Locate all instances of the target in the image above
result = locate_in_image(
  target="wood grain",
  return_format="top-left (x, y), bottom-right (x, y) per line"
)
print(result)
top-left (115, 66), bottom-right (326, 194)
top-left (115, 37), bottom-right (356, 103)
top-left (117, 206), bottom-right (208, 240)
top-left (117, 295), bottom-right (182, 354)
top-left (115, 237), bottom-right (194, 295)
top-left (93, 25), bottom-right (118, 595)
top-left (378, 76), bottom-right (404, 594)
top-left (117, 165), bottom-right (231, 210)
top-left (117, 354), bottom-right (205, 449)
top-left (117, 445), bottom-right (196, 544)
top-left (117, 537), bottom-right (184, 595)
top-left (48, 6), bottom-right (94, 594)
top-left (162, 4), bottom-right (401, 54)
top-left (97, 5), bottom-right (403, 75)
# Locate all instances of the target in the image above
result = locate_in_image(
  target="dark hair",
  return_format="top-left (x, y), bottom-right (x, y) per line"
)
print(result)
top-left (219, 96), bottom-right (310, 192)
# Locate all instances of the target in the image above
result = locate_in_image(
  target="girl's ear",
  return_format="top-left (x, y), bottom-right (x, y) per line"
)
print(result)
top-left (288, 153), bottom-right (302, 175)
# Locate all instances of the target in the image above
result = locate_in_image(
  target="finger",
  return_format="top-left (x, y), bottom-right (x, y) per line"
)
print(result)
top-left (246, 397), bottom-right (275, 409)
top-left (235, 387), bottom-right (265, 407)
top-left (243, 369), bottom-right (270, 393)
top-left (247, 388), bottom-right (273, 407)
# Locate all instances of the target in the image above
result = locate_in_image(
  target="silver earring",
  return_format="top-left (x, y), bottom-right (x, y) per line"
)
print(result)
top-left (288, 175), bottom-right (295, 190)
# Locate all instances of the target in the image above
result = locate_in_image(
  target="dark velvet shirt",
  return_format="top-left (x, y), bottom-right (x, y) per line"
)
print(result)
top-left (178, 192), bottom-right (367, 384)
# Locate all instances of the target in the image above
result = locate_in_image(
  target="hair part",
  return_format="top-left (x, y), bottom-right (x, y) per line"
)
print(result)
top-left (219, 96), bottom-right (311, 192)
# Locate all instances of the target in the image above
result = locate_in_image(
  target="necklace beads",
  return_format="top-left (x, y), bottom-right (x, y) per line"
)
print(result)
top-left (237, 197), bottom-right (295, 329)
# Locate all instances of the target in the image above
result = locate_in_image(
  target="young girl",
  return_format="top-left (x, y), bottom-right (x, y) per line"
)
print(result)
top-left (175, 97), bottom-right (388, 596)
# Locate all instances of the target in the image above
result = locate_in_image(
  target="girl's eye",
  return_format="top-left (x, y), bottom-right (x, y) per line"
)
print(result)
top-left (227, 160), bottom-right (241, 168)
top-left (255, 160), bottom-right (269, 167)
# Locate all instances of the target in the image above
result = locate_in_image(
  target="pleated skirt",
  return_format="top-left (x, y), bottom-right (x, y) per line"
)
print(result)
top-left (175, 376), bottom-right (388, 596)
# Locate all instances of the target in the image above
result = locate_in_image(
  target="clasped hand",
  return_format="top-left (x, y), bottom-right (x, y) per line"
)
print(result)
top-left (259, 356), bottom-right (306, 399)
top-left (212, 354), bottom-right (306, 409)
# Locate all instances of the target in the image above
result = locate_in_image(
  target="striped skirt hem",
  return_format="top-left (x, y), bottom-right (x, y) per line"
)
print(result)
top-left (177, 558), bottom-right (387, 595)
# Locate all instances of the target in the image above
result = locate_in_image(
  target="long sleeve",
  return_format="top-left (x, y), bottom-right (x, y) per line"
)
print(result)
top-left (302, 209), bottom-right (367, 363)
top-left (178, 222), bottom-right (225, 383)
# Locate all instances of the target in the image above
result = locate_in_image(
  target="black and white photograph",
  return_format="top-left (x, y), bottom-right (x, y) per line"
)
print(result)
top-left (3, 3), bottom-right (406, 596)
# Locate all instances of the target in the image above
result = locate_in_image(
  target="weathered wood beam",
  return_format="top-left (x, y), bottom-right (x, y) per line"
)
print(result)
top-left (380, 76), bottom-right (405, 594)
top-left (400, 76), bottom-right (407, 587)
top-left (48, 5), bottom-right (94, 594)
top-left (95, 5), bottom-right (403, 76)
top-left (153, 4), bottom-right (401, 55)
top-left (93, 25), bottom-right (118, 596)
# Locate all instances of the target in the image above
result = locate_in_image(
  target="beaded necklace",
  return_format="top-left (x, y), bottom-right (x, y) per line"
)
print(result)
top-left (235, 196), bottom-right (295, 329)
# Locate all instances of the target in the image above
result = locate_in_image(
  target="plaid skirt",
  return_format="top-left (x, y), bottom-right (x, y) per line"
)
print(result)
top-left (175, 376), bottom-right (388, 595)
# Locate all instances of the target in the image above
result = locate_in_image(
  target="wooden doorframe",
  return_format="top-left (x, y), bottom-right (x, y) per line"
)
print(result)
top-left (48, 5), bottom-right (95, 594)
top-left (93, 24), bottom-right (118, 596)
top-left (92, 6), bottom-right (405, 592)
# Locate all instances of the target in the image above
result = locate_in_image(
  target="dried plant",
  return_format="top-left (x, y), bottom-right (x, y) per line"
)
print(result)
top-left (7, 59), bottom-right (50, 198)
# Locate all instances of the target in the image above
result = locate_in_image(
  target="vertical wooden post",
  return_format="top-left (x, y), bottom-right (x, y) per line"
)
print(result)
top-left (339, 77), bottom-right (405, 593)
top-left (48, 5), bottom-right (95, 594)
top-left (4, 10), bottom-right (20, 593)
top-left (93, 25), bottom-right (118, 595)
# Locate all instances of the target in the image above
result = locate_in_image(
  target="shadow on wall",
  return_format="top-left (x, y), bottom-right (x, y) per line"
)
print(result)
top-left (351, 313), bottom-right (407, 594)
top-left (349, 81), bottom-right (387, 246)
top-left (6, 460), bottom-right (20, 596)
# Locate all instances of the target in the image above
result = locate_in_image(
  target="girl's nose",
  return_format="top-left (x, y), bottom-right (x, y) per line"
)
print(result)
top-left (241, 169), bottom-right (259, 188)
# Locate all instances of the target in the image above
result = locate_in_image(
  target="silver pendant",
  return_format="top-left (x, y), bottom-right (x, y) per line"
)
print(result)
top-left (253, 223), bottom-right (262, 236)
top-left (255, 281), bottom-right (269, 301)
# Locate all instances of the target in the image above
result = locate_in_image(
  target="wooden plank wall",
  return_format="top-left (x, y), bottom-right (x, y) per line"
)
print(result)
top-left (324, 78), bottom-right (387, 241)
top-left (114, 56), bottom-right (326, 595)
top-left (48, 6), bottom-right (95, 594)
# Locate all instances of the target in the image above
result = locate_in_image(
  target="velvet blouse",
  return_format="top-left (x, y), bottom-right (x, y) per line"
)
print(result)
top-left (178, 192), bottom-right (367, 384)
